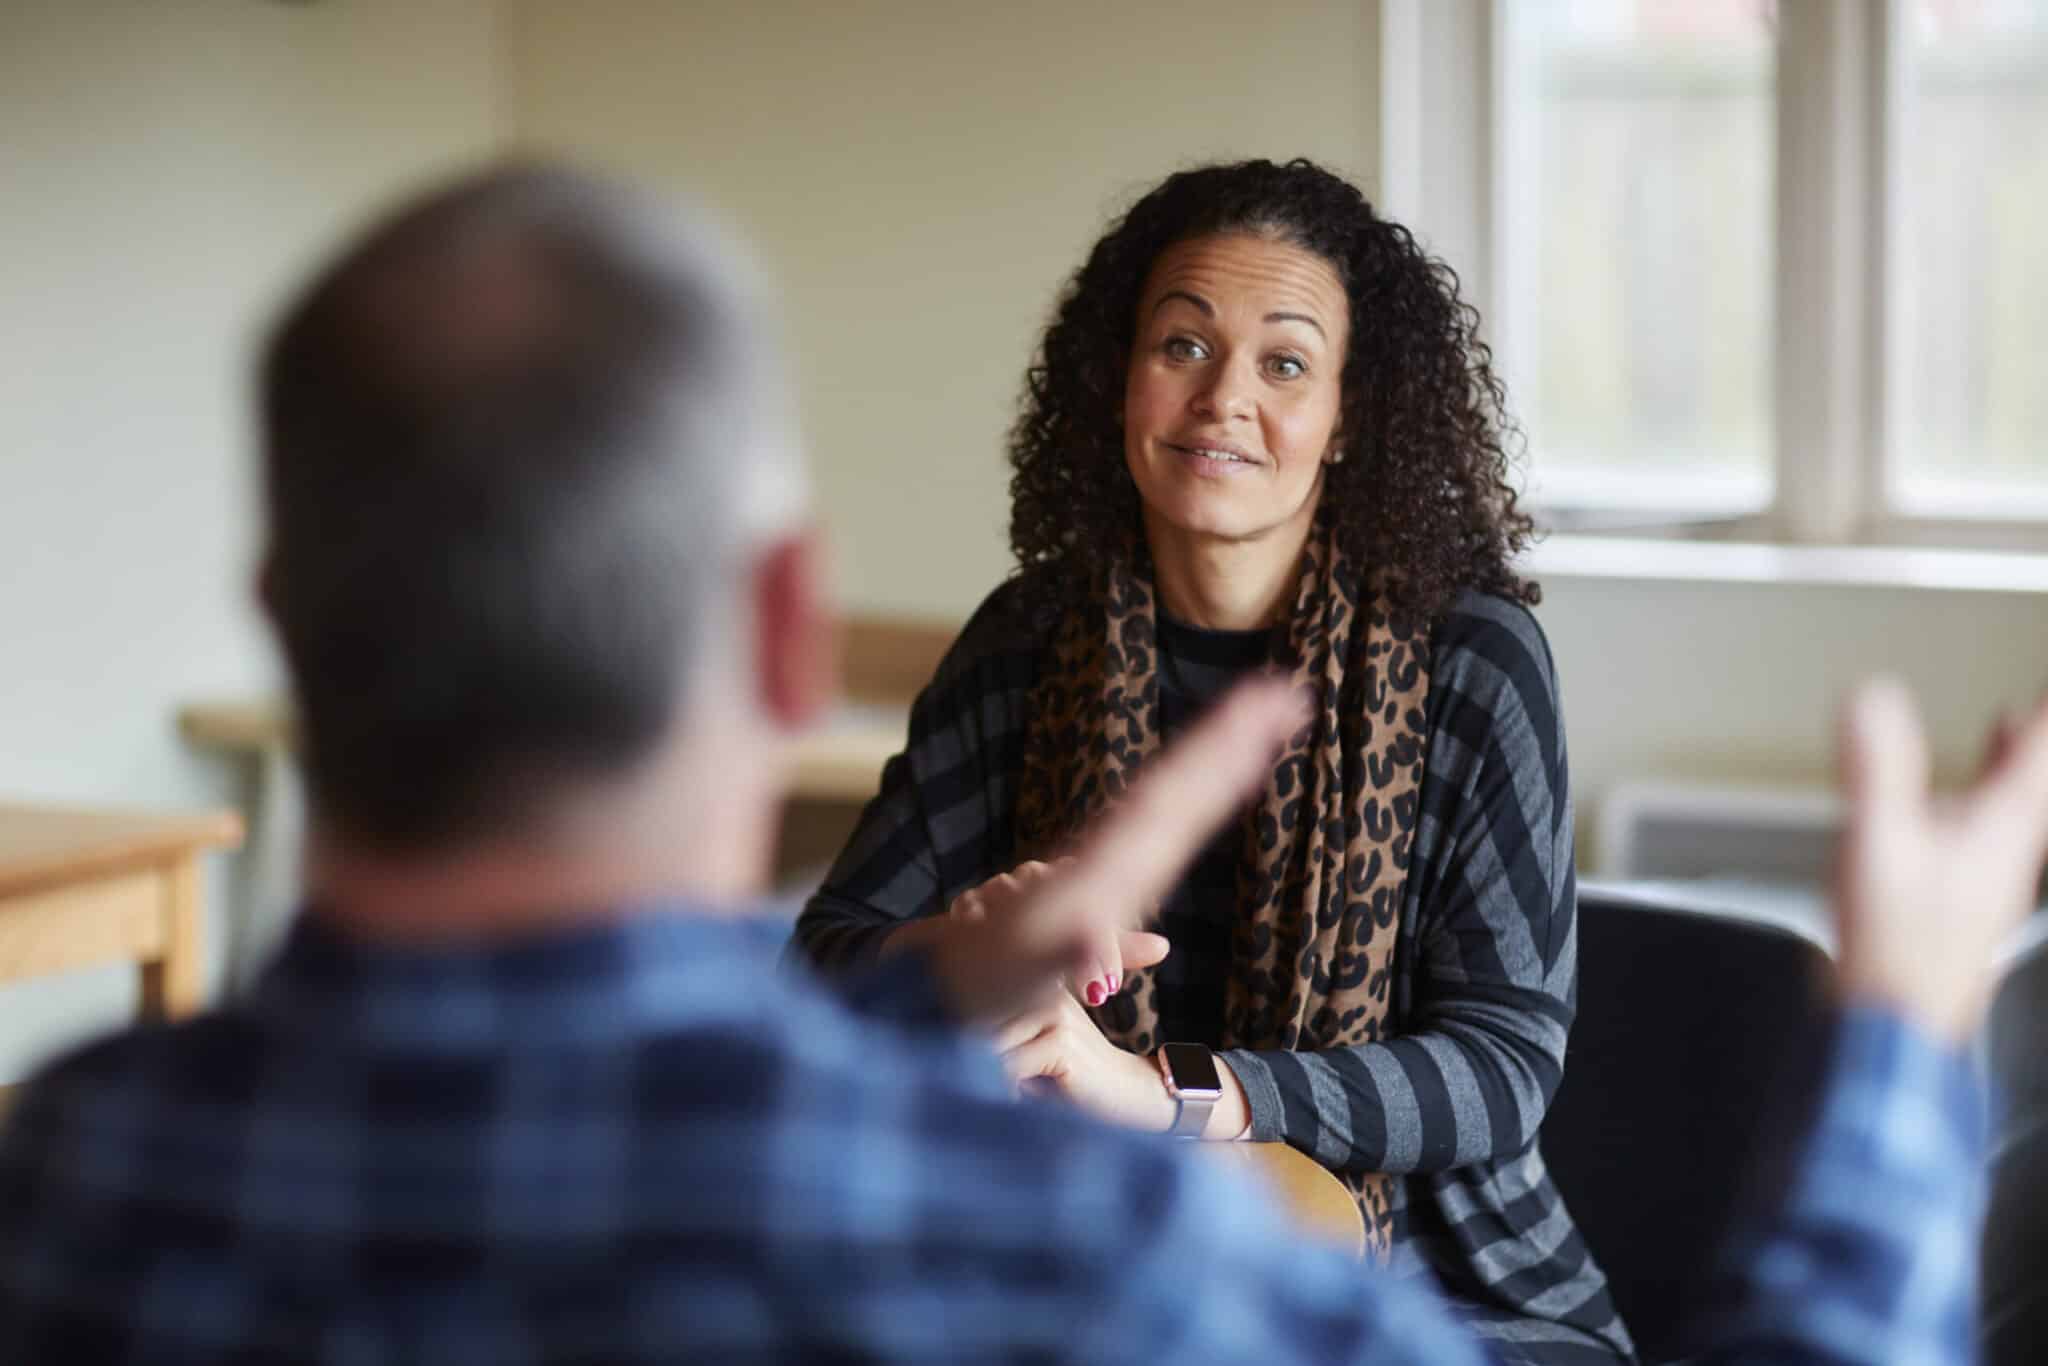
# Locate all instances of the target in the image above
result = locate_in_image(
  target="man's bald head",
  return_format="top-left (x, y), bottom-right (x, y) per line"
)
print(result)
top-left (261, 164), bottom-right (805, 851)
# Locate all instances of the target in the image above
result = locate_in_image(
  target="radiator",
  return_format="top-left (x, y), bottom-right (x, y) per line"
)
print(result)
top-left (1596, 780), bottom-right (1841, 884)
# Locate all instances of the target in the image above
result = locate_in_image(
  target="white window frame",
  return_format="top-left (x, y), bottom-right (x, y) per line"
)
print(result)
top-left (1378, 0), bottom-right (2048, 552)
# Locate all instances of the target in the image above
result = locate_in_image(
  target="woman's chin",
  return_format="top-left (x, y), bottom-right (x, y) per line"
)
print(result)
top-left (1136, 461), bottom-right (1326, 542)
top-left (1143, 504), bottom-right (1264, 545)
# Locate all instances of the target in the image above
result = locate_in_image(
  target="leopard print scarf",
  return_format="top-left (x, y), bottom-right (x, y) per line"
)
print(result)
top-left (1014, 523), bottom-right (1431, 1260)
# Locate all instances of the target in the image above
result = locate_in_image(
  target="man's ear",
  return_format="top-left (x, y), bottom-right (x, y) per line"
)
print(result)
top-left (751, 528), bottom-right (838, 732)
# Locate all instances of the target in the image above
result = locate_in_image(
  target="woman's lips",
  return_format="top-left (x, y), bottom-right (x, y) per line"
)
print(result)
top-left (1166, 441), bottom-right (1262, 476)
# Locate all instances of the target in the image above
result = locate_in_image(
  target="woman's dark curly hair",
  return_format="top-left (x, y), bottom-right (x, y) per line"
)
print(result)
top-left (1007, 158), bottom-right (1537, 626)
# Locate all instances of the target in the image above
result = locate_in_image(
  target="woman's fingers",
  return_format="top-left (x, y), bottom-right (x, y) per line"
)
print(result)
top-left (993, 1007), bottom-right (1057, 1055)
top-left (934, 878), bottom-right (1165, 996)
top-left (1070, 948), bottom-right (1109, 1006)
top-left (925, 680), bottom-right (1303, 1023)
top-left (1117, 930), bottom-right (1170, 978)
top-left (1086, 927), bottom-right (1123, 1005)
top-left (1097, 927), bottom-right (1121, 999)
top-left (982, 859), bottom-right (1167, 1003)
top-left (1071, 930), bottom-right (1172, 1003)
top-left (1001, 1032), bottom-right (1066, 1085)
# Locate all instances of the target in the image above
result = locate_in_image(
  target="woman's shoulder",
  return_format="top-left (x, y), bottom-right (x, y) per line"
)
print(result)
top-left (1427, 589), bottom-right (1559, 703)
top-left (1421, 590), bottom-right (1564, 765)
top-left (919, 568), bottom-right (1061, 701)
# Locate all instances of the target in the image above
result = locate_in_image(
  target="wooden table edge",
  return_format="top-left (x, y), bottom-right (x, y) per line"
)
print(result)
top-left (0, 807), bottom-right (245, 902)
top-left (181, 697), bottom-right (909, 806)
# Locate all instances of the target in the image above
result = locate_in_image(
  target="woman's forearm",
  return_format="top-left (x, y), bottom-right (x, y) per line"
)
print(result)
top-left (793, 891), bottom-right (914, 971)
top-left (1220, 1005), bottom-right (1564, 1173)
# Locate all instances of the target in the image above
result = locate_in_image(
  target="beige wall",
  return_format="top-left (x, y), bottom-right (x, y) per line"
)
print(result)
top-left (0, 0), bottom-right (504, 1079)
top-left (507, 0), bottom-right (1381, 616)
top-left (507, 0), bottom-right (2048, 859)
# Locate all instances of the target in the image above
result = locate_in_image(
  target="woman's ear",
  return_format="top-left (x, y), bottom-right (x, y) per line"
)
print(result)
top-left (1323, 419), bottom-right (1348, 466)
top-left (751, 528), bottom-right (838, 731)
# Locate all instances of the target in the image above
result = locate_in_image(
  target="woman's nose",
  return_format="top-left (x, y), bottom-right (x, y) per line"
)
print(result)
top-left (1191, 356), bottom-right (1257, 422)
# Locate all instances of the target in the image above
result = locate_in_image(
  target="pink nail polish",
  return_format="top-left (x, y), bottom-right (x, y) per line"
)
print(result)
top-left (1086, 981), bottom-right (1105, 1007)
top-left (1108, 973), bottom-right (1122, 995)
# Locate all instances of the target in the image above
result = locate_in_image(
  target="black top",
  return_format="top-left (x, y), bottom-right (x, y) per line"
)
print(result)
top-left (1146, 613), bottom-right (1279, 1049)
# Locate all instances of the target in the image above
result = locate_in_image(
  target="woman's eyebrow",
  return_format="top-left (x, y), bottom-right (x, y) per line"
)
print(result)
top-left (1265, 311), bottom-right (1326, 339)
top-left (1150, 289), bottom-right (1212, 318)
top-left (1149, 291), bottom-right (1326, 340)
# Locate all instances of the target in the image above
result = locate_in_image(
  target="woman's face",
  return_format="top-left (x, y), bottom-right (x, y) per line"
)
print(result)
top-left (1122, 232), bottom-right (1350, 548)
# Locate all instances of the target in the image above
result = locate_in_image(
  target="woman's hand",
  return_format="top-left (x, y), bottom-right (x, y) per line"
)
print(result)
top-left (993, 991), bottom-right (1178, 1131)
top-left (887, 862), bottom-right (1168, 1007)
top-left (870, 677), bottom-right (1304, 1027)
top-left (947, 861), bottom-right (1169, 1006)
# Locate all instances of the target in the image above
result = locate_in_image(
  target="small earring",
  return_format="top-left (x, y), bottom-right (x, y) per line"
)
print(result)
top-left (1325, 447), bottom-right (1345, 465)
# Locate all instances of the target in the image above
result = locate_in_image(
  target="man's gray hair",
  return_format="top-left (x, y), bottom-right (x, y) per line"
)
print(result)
top-left (260, 163), bottom-right (807, 849)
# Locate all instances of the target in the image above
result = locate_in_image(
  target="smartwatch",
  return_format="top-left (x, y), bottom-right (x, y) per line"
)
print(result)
top-left (1156, 1043), bottom-right (1223, 1139)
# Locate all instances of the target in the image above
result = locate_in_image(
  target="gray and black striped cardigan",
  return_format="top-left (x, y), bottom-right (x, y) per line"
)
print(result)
top-left (795, 573), bottom-right (1634, 1364)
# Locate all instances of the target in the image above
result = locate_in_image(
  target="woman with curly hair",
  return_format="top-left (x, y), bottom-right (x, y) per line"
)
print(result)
top-left (795, 158), bottom-right (1629, 1364)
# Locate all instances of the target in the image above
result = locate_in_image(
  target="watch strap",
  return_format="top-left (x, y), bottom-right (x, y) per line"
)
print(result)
top-left (1157, 1046), bottom-right (1220, 1139)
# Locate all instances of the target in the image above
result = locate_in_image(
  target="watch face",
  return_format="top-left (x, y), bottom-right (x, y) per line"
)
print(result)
top-left (1162, 1043), bottom-right (1222, 1095)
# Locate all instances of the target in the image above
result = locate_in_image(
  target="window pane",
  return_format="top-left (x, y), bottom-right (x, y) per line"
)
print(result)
top-left (1892, 0), bottom-right (2048, 516)
top-left (1499, 0), bottom-right (1777, 513)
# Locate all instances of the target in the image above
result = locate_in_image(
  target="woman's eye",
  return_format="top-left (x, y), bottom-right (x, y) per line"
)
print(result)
top-left (1163, 336), bottom-right (1207, 361)
top-left (1267, 354), bottom-right (1307, 380)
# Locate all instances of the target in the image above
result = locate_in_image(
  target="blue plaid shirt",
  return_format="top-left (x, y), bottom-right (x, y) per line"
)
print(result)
top-left (1700, 1004), bottom-right (1987, 1365)
top-left (0, 907), bottom-right (1984, 1365)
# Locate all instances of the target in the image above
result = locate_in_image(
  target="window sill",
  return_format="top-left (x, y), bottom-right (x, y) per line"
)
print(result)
top-left (1521, 533), bottom-right (2048, 595)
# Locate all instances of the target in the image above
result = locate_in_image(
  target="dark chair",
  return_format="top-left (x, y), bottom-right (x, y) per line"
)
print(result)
top-left (1541, 886), bottom-right (1836, 1364)
top-left (1981, 920), bottom-right (2048, 1366)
